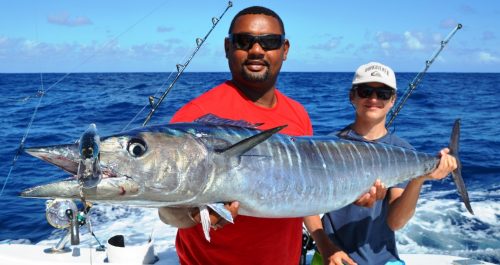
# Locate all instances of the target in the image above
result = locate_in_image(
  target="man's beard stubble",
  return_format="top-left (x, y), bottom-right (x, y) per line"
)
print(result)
top-left (241, 67), bottom-right (270, 82)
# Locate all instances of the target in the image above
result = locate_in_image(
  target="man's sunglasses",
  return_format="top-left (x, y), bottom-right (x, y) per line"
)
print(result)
top-left (228, 33), bottom-right (285, 51)
top-left (354, 84), bottom-right (395, 100)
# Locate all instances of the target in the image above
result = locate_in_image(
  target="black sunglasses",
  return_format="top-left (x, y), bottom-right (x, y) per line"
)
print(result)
top-left (354, 84), bottom-right (395, 100)
top-left (228, 33), bottom-right (285, 51)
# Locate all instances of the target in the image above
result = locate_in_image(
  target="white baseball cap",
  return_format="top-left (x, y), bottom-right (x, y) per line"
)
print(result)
top-left (352, 62), bottom-right (397, 90)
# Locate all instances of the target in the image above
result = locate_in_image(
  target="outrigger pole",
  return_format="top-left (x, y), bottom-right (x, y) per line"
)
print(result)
top-left (386, 23), bottom-right (462, 127)
top-left (142, 1), bottom-right (233, 126)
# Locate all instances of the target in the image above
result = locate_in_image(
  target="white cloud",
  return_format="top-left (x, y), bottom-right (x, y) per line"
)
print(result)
top-left (47, 12), bottom-right (92, 27)
top-left (478, 52), bottom-right (499, 63)
top-left (375, 31), bottom-right (400, 43)
top-left (404, 31), bottom-right (424, 50)
top-left (310, 37), bottom-right (343, 51)
top-left (374, 31), bottom-right (399, 55)
top-left (22, 40), bottom-right (39, 50)
top-left (0, 34), bottom-right (201, 72)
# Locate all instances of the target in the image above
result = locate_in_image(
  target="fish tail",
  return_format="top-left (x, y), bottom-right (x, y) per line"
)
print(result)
top-left (448, 119), bottom-right (474, 214)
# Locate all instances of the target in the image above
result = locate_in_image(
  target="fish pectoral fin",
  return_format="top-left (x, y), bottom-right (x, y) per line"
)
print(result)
top-left (207, 203), bottom-right (234, 224)
top-left (217, 125), bottom-right (287, 158)
top-left (198, 203), bottom-right (234, 242)
top-left (199, 205), bottom-right (211, 242)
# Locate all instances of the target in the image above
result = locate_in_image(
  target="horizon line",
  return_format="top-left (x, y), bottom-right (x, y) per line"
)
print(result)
top-left (1, 70), bottom-right (498, 74)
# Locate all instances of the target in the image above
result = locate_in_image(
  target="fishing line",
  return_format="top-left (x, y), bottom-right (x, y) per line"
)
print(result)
top-left (0, 84), bottom-right (45, 196)
top-left (122, 34), bottom-right (208, 130)
top-left (23, 0), bottom-right (171, 100)
top-left (142, 1), bottom-right (234, 126)
top-left (122, 1), bottom-right (234, 131)
top-left (1, 1), bottom-right (173, 196)
top-left (120, 21), bottom-right (212, 131)
top-left (5, 0), bottom-right (233, 251)
top-left (2, 1), bottom-right (179, 250)
top-left (0, 4), bottom-right (47, 196)
top-left (120, 73), bottom-right (176, 132)
top-left (121, 1), bottom-right (234, 247)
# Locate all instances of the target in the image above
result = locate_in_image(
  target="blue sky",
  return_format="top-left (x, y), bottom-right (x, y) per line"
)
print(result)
top-left (1, 0), bottom-right (499, 73)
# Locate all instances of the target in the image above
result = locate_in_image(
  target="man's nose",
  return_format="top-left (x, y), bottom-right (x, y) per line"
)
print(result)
top-left (247, 41), bottom-right (265, 55)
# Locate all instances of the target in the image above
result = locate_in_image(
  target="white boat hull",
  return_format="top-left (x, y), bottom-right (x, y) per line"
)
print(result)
top-left (0, 244), bottom-right (494, 265)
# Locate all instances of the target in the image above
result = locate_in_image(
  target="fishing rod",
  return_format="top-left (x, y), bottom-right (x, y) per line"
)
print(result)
top-left (386, 23), bottom-right (462, 127)
top-left (142, 1), bottom-right (233, 126)
top-left (71, 1), bottom-right (232, 248)
top-left (3, 1), bottom-right (233, 252)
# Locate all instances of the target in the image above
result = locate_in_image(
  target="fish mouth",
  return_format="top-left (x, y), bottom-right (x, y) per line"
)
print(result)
top-left (25, 143), bottom-right (80, 175)
top-left (25, 143), bottom-right (120, 178)
top-left (23, 143), bottom-right (131, 200)
top-left (20, 177), bottom-right (140, 201)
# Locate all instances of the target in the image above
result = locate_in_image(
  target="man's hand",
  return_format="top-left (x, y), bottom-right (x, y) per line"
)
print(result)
top-left (190, 201), bottom-right (240, 230)
top-left (354, 179), bottom-right (387, 208)
top-left (322, 247), bottom-right (357, 265)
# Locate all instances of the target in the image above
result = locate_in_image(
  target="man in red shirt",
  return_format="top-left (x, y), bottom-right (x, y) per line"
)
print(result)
top-left (158, 6), bottom-right (313, 265)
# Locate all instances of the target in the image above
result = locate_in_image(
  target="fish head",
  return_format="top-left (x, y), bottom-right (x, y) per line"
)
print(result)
top-left (23, 126), bottom-right (212, 205)
top-left (100, 129), bottom-right (211, 198)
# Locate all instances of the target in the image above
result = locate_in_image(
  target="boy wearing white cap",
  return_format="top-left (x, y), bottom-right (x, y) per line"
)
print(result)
top-left (304, 62), bottom-right (457, 265)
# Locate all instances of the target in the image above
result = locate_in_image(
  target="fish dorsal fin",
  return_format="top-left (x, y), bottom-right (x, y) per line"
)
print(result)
top-left (217, 125), bottom-right (286, 157)
top-left (194, 114), bottom-right (263, 129)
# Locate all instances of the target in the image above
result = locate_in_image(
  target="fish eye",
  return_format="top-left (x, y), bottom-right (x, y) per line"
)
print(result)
top-left (127, 138), bottom-right (147, 157)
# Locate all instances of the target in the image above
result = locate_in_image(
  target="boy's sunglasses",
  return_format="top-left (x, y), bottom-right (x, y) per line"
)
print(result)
top-left (354, 84), bottom-right (395, 100)
top-left (228, 33), bottom-right (285, 51)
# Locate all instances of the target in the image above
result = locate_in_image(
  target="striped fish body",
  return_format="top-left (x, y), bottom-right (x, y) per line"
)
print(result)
top-left (21, 117), bottom-right (474, 220)
top-left (168, 124), bottom-right (438, 217)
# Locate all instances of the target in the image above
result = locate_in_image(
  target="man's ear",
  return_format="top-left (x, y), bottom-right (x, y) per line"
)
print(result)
top-left (224, 38), bottom-right (230, 59)
top-left (282, 39), bottom-right (290, 61)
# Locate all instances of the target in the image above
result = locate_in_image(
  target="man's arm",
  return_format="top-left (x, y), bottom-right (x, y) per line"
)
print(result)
top-left (158, 207), bottom-right (197, 228)
top-left (303, 215), bottom-right (356, 265)
top-left (387, 148), bottom-right (457, 230)
top-left (303, 180), bottom-right (384, 265)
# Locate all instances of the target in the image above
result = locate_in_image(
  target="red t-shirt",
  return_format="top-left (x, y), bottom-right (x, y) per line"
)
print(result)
top-left (171, 81), bottom-right (313, 265)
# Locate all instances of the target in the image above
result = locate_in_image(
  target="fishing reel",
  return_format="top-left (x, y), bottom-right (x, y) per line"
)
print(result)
top-left (46, 199), bottom-right (85, 229)
top-left (44, 199), bottom-right (86, 253)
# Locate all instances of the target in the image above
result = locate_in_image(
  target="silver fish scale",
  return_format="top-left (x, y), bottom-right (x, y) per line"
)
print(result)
top-left (199, 131), bottom-right (439, 217)
top-left (22, 124), bottom-right (441, 218)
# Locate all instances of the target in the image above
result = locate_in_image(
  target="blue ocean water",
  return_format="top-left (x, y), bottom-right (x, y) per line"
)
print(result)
top-left (0, 72), bottom-right (499, 263)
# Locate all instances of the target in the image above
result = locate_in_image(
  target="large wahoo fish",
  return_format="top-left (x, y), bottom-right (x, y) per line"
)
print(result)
top-left (22, 115), bottom-right (473, 220)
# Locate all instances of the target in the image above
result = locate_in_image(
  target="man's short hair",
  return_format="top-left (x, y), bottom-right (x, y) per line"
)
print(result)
top-left (228, 6), bottom-right (285, 35)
